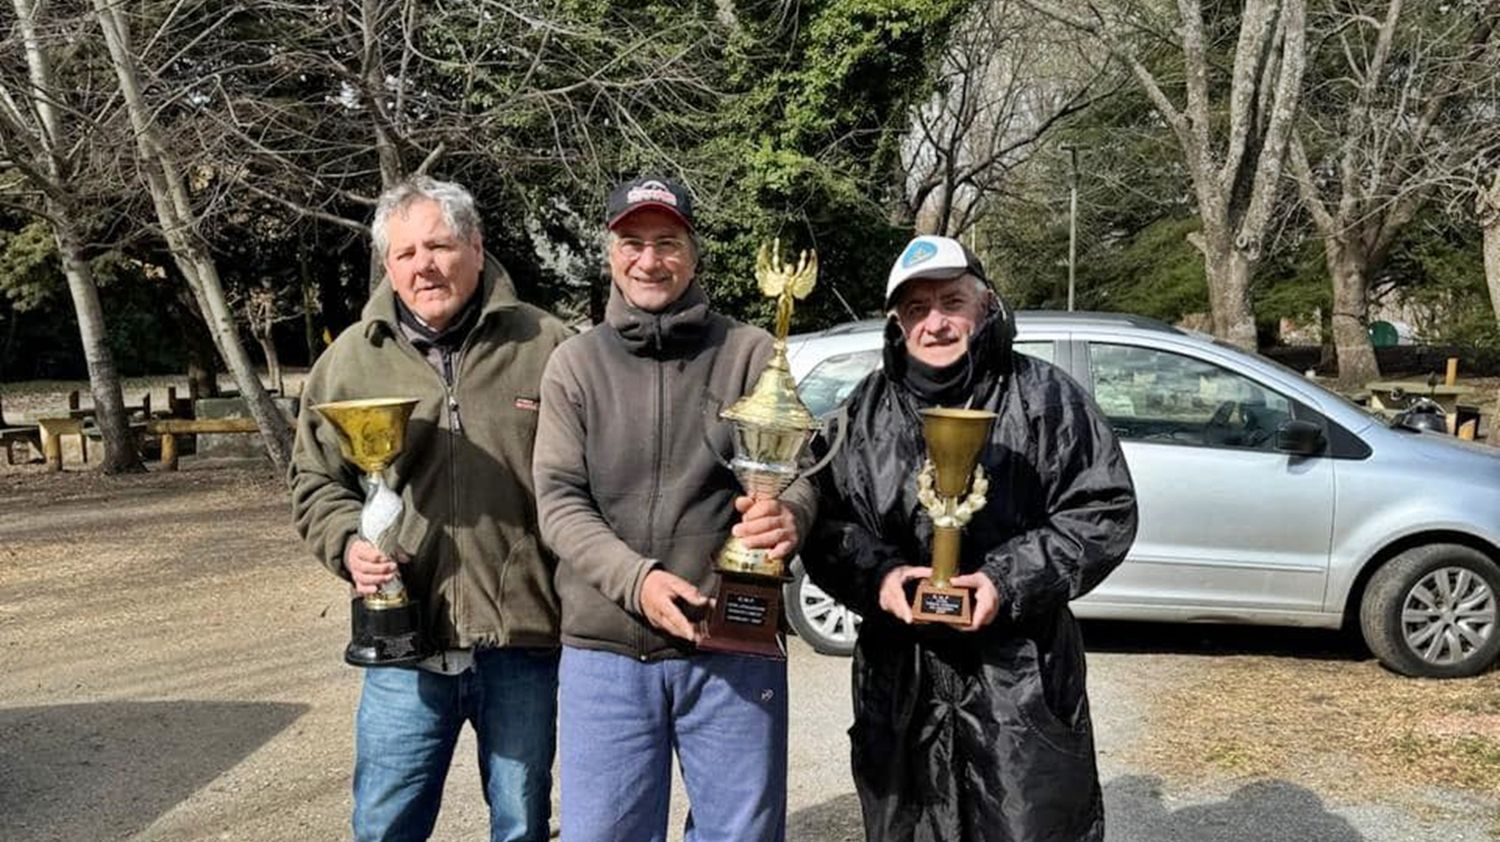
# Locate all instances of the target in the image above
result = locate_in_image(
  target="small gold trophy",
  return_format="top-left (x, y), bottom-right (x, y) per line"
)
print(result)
top-left (699, 241), bottom-right (829, 658)
top-left (910, 407), bottom-right (998, 625)
top-left (314, 397), bottom-right (432, 667)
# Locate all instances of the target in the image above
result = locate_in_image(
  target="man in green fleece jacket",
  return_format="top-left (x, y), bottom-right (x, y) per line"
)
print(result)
top-left (290, 176), bottom-right (571, 842)
top-left (533, 176), bottom-right (817, 842)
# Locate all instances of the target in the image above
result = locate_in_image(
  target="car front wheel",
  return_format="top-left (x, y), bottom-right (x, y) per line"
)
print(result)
top-left (784, 561), bottom-right (862, 656)
top-left (1359, 543), bottom-right (1500, 678)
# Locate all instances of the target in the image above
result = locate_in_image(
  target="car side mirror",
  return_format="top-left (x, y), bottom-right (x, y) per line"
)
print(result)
top-left (1275, 419), bottom-right (1325, 456)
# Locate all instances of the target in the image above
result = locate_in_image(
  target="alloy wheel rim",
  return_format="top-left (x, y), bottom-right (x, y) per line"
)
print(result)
top-left (798, 576), bottom-right (861, 645)
top-left (1400, 566), bottom-right (1497, 666)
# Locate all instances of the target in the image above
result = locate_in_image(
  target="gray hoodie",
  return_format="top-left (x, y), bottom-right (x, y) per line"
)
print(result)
top-left (533, 281), bottom-right (816, 660)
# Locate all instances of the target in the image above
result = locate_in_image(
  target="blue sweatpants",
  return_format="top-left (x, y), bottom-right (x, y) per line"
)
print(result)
top-left (558, 646), bottom-right (788, 842)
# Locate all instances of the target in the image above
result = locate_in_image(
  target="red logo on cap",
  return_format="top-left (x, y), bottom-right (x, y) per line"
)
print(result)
top-left (626, 181), bottom-right (678, 207)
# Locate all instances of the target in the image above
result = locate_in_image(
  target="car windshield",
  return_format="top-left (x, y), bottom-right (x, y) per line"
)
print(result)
top-left (798, 350), bottom-right (882, 417)
top-left (1206, 337), bottom-right (1383, 420)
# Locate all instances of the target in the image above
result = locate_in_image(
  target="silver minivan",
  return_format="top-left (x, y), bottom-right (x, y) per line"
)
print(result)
top-left (783, 312), bottom-right (1500, 678)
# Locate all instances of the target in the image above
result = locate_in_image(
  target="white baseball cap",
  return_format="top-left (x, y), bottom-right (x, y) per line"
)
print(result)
top-left (885, 235), bottom-right (988, 308)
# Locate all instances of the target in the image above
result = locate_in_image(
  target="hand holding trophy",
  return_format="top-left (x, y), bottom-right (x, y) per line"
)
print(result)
top-left (910, 407), bottom-right (998, 624)
top-left (700, 239), bottom-right (842, 657)
top-left (314, 397), bottom-right (433, 667)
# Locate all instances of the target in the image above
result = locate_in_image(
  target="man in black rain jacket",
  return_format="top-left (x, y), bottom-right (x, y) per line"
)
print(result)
top-left (800, 235), bottom-right (1138, 842)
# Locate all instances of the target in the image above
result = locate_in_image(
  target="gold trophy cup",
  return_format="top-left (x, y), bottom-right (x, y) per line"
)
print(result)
top-left (699, 241), bottom-right (841, 658)
top-left (910, 407), bottom-right (998, 625)
top-left (314, 397), bottom-right (432, 667)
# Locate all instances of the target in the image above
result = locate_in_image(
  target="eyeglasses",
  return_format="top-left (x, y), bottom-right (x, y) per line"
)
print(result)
top-left (614, 237), bottom-right (688, 260)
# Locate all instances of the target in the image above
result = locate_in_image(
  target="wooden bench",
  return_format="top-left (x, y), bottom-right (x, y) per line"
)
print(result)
top-left (1, 426), bottom-right (41, 465)
top-left (37, 416), bottom-right (89, 472)
top-left (145, 417), bottom-right (265, 471)
top-left (0, 391), bottom-right (38, 465)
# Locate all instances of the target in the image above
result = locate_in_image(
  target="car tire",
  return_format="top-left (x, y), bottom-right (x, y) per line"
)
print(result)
top-left (1359, 543), bottom-right (1500, 678)
top-left (784, 561), bottom-right (861, 657)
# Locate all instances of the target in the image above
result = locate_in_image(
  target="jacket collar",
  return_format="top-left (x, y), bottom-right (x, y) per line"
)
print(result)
top-left (605, 280), bottom-right (711, 356)
top-left (363, 254), bottom-right (520, 339)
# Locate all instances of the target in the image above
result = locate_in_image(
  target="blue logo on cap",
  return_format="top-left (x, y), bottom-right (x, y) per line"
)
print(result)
top-left (901, 240), bottom-right (938, 268)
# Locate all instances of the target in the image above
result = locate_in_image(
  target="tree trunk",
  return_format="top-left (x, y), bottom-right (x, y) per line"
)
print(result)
top-left (255, 326), bottom-right (283, 395)
top-left (1481, 169), bottom-right (1500, 323)
top-left (178, 309), bottom-right (221, 401)
top-left (1486, 219), bottom-right (1500, 325)
top-left (1200, 233), bottom-right (1258, 350)
top-left (300, 255), bottom-right (321, 366)
top-left (90, 0), bottom-right (293, 469)
top-left (1326, 243), bottom-right (1380, 390)
top-left (184, 250), bottom-right (294, 464)
top-left (10, 0), bottom-right (142, 472)
top-left (51, 210), bottom-right (144, 473)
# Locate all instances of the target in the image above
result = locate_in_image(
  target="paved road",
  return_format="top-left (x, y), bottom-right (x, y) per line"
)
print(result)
top-left (1, 466), bottom-right (1494, 841)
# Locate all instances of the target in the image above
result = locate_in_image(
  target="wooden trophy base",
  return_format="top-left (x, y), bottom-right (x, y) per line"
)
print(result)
top-left (699, 572), bottom-right (785, 659)
top-left (911, 580), bottom-right (972, 626)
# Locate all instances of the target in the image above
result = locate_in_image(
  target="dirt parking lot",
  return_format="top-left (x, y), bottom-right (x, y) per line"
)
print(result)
top-left (2, 433), bottom-right (1498, 840)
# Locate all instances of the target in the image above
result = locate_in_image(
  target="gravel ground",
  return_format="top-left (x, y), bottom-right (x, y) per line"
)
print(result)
top-left (1, 464), bottom-right (1496, 841)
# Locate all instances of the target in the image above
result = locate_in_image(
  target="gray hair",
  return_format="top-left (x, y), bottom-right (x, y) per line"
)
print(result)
top-left (371, 176), bottom-right (482, 259)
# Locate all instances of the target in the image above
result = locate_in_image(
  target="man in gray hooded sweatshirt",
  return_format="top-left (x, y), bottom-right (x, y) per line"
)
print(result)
top-left (533, 176), bottom-right (816, 842)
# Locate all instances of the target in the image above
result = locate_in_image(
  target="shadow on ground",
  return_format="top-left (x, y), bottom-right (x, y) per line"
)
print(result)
top-left (1106, 775), bottom-right (1364, 841)
top-left (788, 793), bottom-right (863, 842)
top-left (0, 700), bottom-right (307, 841)
top-left (1081, 619), bottom-right (1370, 663)
top-left (784, 777), bottom-right (1364, 841)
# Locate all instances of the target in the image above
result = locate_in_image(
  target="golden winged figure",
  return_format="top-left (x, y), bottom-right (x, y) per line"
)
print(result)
top-left (755, 238), bottom-right (818, 341)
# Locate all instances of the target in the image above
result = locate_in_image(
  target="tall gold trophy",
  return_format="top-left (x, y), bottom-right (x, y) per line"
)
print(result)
top-left (911, 407), bottom-right (998, 624)
top-left (700, 241), bottom-right (835, 658)
top-left (314, 397), bottom-right (433, 667)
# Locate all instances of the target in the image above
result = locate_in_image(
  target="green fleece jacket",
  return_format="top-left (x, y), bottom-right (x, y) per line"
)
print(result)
top-left (533, 281), bottom-right (817, 660)
top-left (290, 261), bottom-right (571, 649)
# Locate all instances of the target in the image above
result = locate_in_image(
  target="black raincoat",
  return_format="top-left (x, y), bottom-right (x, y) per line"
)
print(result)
top-left (801, 308), bottom-right (1138, 842)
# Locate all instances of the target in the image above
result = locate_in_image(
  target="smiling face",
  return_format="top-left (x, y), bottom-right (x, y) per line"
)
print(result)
top-left (893, 274), bottom-right (991, 368)
top-left (382, 199), bottom-right (483, 330)
top-left (608, 207), bottom-right (696, 313)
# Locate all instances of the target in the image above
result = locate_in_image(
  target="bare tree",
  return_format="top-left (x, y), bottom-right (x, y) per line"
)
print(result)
top-left (1288, 0), bottom-right (1500, 388)
top-left (1023, 0), bottom-right (1308, 349)
top-left (905, 0), bottom-right (1104, 236)
top-left (89, 0), bottom-right (293, 468)
top-left (0, 0), bottom-right (143, 472)
top-left (190, 0), bottom-right (726, 312)
top-left (1479, 167), bottom-right (1500, 324)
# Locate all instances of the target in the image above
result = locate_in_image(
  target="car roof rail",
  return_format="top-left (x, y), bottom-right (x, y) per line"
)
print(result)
top-left (790, 311), bottom-right (1183, 341)
top-left (1018, 310), bottom-right (1184, 334)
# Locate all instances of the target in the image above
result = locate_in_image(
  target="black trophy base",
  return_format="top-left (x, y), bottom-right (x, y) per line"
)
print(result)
top-left (346, 596), bottom-right (432, 667)
top-left (699, 572), bottom-right (785, 660)
top-left (911, 581), bottom-right (973, 626)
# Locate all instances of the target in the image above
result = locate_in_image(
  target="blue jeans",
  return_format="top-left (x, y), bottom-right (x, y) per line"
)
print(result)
top-left (558, 646), bottom-right (788, 842)
top-left (353, 648), bottom-right (559, 842)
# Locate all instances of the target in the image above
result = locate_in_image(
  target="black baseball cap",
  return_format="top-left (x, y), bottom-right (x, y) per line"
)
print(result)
top-left (605, 176), bottom-right (695, 231)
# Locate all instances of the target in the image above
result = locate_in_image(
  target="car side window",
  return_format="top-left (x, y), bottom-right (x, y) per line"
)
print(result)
top-left (797, 349), bottom-right (882, 417)
top-left (1088, 343), bottom-right (1293, 451)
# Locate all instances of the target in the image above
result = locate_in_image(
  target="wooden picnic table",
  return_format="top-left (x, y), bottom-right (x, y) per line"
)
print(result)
top-left (1365, 380), bottom-right (1475, 417)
